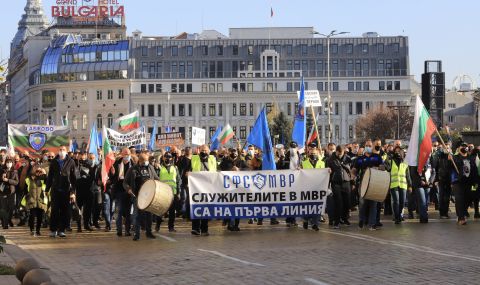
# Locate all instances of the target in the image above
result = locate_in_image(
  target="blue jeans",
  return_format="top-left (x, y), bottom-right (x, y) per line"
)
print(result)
top-left (390, 187), bottom-right (406, 222)
top-left (115, 192), bottom-right (132, 234)
top-left (416, 187), bottom-right (429, 221)
top-left (102, 193), bottom-right (112, 228)
top-left (359, 198), bottom-right (377, 226)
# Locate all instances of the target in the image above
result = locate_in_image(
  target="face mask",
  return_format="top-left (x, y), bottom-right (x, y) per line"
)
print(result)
top-left (248, 150), bottom-right (255, 157)
top-left (309, 155), bottom-right (319, 161)
top-left (143, 161), bottom-right (149, 167)
top-left (394, 153), bottom-right (401, 158)
top-left (123, 156), bottom-right (131, 162)
top-left (460, 148), bottom-right (467, 154)
top-left (374, 146), bottom-right (381, 151)
top-left (200, 152), bottom-right (208, 159)
top-left (59, 151), bottom-right (67, 159)
top-left (6, 163), bottom-right (13, 169)
top-left (365, 147), bottom-right (372, 154)
top-left (230, 153), bottom-right (238, 159)
top-left (87, 160), bottom-right (95, 167)
top-left (164, 159), bottom-right (172, 166)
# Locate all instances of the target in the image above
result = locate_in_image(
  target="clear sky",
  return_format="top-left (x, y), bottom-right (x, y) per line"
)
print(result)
top-left (2, 0), bottom-right (479, 88)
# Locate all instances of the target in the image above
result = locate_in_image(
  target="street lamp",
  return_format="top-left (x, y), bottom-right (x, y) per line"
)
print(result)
top-left (313, 30), bottom-right (349, 143)
top-left (387, 105), bottom-right (410, 140)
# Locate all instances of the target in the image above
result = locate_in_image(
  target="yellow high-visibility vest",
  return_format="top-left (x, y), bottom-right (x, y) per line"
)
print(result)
top-left (159, 166), bottom-right (178, 195)
top-left (23, 178), bottom-right (48, 206)
top-left (191, 155), bottom-right (217, 172)
top-left (302, 159), bottom-right (325, 169)
top-left (390, 161), bottom-right (408, 190)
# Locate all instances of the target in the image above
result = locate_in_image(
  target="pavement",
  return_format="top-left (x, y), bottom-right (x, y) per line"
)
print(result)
top-left (1, 210), bottom-right (480, 285)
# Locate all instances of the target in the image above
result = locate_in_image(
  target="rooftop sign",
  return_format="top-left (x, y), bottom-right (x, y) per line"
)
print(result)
top-left (52, 0), bottom-right (125, 19)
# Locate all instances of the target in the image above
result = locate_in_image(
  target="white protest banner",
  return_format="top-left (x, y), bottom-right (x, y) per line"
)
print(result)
top-left (105, 127), bottom-right (146, 148)
top-left (188, 169), bottom-right (329, 219)
top-left (297, 90), bottom-right (322, 107)
top-left (191, 127), bottom-right (206, 146)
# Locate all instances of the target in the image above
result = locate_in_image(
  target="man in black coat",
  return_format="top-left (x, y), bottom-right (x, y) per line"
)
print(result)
top-left (46, 146), bottom-right (77, 238)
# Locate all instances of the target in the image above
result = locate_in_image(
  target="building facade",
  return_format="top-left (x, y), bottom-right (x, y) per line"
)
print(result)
top-left (130, 28), bottom-right (414, 145)
top-left (444, 90), bottom-right (476, 131)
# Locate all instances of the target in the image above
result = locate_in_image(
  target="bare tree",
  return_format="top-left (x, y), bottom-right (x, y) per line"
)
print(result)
top-left (356, 107), bottom-right (413, 142)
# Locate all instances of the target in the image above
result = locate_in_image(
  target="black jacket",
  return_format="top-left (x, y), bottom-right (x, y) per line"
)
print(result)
top-left (327, 153), bottom-right (352, 185)
top-left (123, 164), bottom-right (159, 196)
top-left (110, 158), bottom-right (133, 195)
top-left (46, 156), bottom-right (77, 194)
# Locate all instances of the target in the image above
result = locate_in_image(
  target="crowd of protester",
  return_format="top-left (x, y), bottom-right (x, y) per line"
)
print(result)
top-left (0, 137), bottom-right (478, 241)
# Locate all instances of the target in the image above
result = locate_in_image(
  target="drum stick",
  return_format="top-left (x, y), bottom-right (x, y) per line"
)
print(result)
top-left (434, 129), bottom-right (459, 174)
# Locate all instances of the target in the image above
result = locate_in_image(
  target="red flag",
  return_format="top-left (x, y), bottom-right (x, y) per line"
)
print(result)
top-left (307, 125), bottom-right (318, 146)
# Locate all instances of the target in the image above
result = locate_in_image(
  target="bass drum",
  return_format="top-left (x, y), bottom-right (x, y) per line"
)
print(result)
top-left (137, 180), bottom-right (174, 216)
top-left (360, 168), bottom-right (391, 203)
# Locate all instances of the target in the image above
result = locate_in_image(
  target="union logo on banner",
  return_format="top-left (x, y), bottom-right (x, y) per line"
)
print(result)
top-left (29, 132), bottom-right (47, 151)
top-left (252, 173), bottom-right (267, 190)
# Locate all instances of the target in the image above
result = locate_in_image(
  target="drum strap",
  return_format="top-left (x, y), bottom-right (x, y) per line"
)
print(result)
top-left (201, 161), bottom-right (210, 172)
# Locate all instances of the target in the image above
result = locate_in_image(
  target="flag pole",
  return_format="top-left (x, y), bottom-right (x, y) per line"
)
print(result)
top-left (309, 105), bottom-right (322, 148)
top-left (434, 128), bottom-right (459, 174)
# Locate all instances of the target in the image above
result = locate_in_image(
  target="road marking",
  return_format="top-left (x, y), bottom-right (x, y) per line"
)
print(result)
top-left (305, 278), bottom-right (330, 285)
top-left (319, 229), bottom-right (480, 263)
top-left (198, 249), bottom-right (265, 267)
top-left (157, 235), bottom-right (177, 242)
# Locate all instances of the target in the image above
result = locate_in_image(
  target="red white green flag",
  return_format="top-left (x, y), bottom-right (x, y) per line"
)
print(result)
top-left (406, 96), bottom-right (437, 174)
top-left (115, 111), bottom-right (140, 132)
top-left (307, 124), bottom-right (318, 146)
top-left (219, 124), bottom-right (235, 145)
top-left (101, 126), bottom-right (115, 192)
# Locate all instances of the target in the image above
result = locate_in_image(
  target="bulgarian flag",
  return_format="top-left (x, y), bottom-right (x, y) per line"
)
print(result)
top-left (115, 111), bottom-right (140, 132)
top-left (406, 96), bottom-right (437, 174)
top-left (101, 126), bottom-right (115, 192)
top-left (307, 125), bottom-right (318, 146)
top-left (219, 124), bottom-right (235, 145)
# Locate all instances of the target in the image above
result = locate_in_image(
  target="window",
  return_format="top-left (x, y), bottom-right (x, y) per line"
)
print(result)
top-left (387, 81), bottom-right (393, 90)
top-left (171, 84), bottom-right (178, 93)
top-left (393, 43), bottom-right (400, 53)
top-left (149, 84), bottom-right (155, 93)
top-left (219, 104), bottom-right (223, 116)
top-left (356, 102), bottom-right (363, 115)
top-left (348, 82), bottom-right (354, 91)
top-left (301, 44), bottom-right (308, 55)
top-left (331, 44), bottom-right (338, 54)
top-left (361, 43), bottom-right (368, 53)
top-left (141, 105), bottom-right (145, 117)
top-left (332, 82), bottom-right (339, 91)
top-left (96, 114), bottom-right (103, 127)
top-left (335, 125), bottom-right (340, 140)
top-left (349, 126), bottom-right (354, 139)
top-left (107, 114), bottom-right (113, 127)
top-left (317, 82), bottom-right (323, 92)
top-left (233, 103), bottom-right (237, 116)
top-left (240, 83), bottom-right (246, 92)
top-left (287, 103), bottom-right (292, 116)
top-left (171, 46), bottom-right (178, 56)
top-left (316, 44), bottom-right (323, 54)
top-left (240, 126), bottom-right (247, 140)
top-left (286, 45), bottom-right (292, 55)
top-left (186, 46), bottom-right (193, 56)
top-left (72, 92), bottom-right (77, 101)
top-left (362, 59), bottom-right (369, 76)
top-left (157, 104), bottom-right (162, 117)
top-left (155, 84), bottom-right (162, 93)
top-left (118, 89), bottom-right (124, 99)
top-left (250, 103), bottom-right (254, 116)
top-left (156, 46), bottom-right (163, 56)
top-left (107, 90), bottom-right (113, 100)
top-left (96, 90), bottom-right (102, 100)
top-left (187, 84), bottom-right (192, 93)
top-left (366, 102), bottom-right (370, 111)
top-left (217, 83), bottom-right (223, 92)
top-left (141, 84), bottom-right (147, 93)
top-left (171, 104), bottom-right (176, 117)
top-left (209, 104), bottom-right (216, 116)
top-left (72, 115), bottom-right (78, 130)
top-left (82, 114), bottom-right (87, 130)
top-left (448, 116), bottom-right (455, 123)
top-left (209, 83), bottom-right (215, 93)
top-left (232, 45), bottom-right (239, 56)
top-left (141, 46), bottom-right (148, 57)
top-left (349, 102), bottom-right (353, 115)
top-left (81, 90), bottom-right (87, 102)
top-left (148, 105), bottom-right (154, 117)
top-left (286, 82), bottom-right (293, 92)
top-left (346, 44), bottom-right (353, 54)
top-left (217, 45), bottom-right (224, 56)
top-left (240, 103), bottom-right (247, 116)
top-left (188, 104), bottom-right (192, 116)
top-left (62, 92), bottom-right (66, 102)
top-left (377, 43), bottom-right (384, 53)
top-left (179, 104), bottom-right (185, 116)
top-left (363, 82), bottom-right (370, 91)
top-left (202, 104), bottom-right (206, 116)
top-left (247, 83), bottom-right (253, 92)
top-left (202, 45), bottom-right (208, 56)
top-left (379, 81), bottom-right (385, 90)
top-left (394, 81), bottom-right (401, 90)
top-left (356, 82), bottom-right (362, 91)
top-left (202, 83), bottom-right (207, 93)
top-left (448, 103), bottom-right (457, 109)
top-left (335, 102), bottom-right (339, 115)
top-left (232, 83), bottom-right (238, 92)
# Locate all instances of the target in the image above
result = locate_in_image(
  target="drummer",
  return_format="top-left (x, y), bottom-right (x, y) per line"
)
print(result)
top-left (123, 153), bottom-right (160, 241)
top-left (157, 151), bottom-right (180, 232)
top-left (352, 139), bottom-right (384, 231)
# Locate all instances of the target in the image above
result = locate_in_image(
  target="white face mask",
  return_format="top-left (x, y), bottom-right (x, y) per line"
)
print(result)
top-left (248, 150), bottom-right (255, 157)
top-left (6, 163), bottom-right (13, 169)
top-left (59, 151), bottom-right (67, 159)
top-left (144, 161), bottom-right (149, 167)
